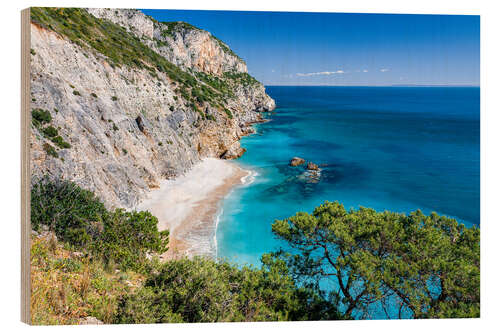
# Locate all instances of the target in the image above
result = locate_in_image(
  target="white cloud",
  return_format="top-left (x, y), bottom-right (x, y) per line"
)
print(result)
top-left (363, 69), bottom-right (368, 73)
top-left (380, 68), bottom-right (390, 72)
top-left (296, 70), bottom-right (345, 77)
top-left (271, 69), bottom-right (275, 73)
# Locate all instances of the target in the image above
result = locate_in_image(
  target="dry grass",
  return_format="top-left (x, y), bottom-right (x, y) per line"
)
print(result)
top-left (30, 235), bottom-right (145, 325)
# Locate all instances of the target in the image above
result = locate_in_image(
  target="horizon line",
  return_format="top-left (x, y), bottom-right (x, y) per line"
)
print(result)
top-left (262, 84), bottom-right (480, 88)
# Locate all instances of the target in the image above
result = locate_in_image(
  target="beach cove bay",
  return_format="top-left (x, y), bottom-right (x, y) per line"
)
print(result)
top-left (216, 86), bottom-right (480, 266)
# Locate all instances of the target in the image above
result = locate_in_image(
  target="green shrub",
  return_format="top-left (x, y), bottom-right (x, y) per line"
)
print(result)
top-left (31, 177), bottom-right (107, 246)
top-left (73, 90), bottom-right (81, 96)
top-left (51, 135), bottom-right (71, 149)
top-left (32, 108), bottom-right (52, 127)
top-left (115, 256), bottom-right (340, 323)
top-left (42, 143), bottom-right (58, 158)
top-left (122, 148), bottom-right (127, 155)
top-left (31, 178), bottom-right (169, 272)
top-left (93, 209), bottom-right (169, 271)
top-left (42, 126), bottom-right (58, 138)
top-left (31, 48), bottom-right (36, 55)
top-left (224, 109), bottom-right (233, 119)
top-left (91, 93), bottom-right (98, 98)
top-left (112, 123), bottom-right (119, 131)
top-left (111, 96), bottom-right (118, 101)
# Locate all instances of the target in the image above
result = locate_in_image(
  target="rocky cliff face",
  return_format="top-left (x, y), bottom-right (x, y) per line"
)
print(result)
top-left (29, 8), bottom-right (275, 208)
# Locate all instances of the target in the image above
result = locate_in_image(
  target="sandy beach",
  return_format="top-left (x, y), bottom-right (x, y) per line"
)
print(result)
top-left (136, 158), bottom-right (249, 259)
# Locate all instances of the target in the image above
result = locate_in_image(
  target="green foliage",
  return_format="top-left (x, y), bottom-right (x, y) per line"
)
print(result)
top-left (194, 71), bottom-right (234, 99)
top-left (30, 179), bottom-right (348, 324)
top-left (42, 125), bottom-right (58, 138)
top-left (73, 90), bottom-right (81, 96)
top-left (31, 177), bottom-right (108, 246)
top-left (115, 257), bottom-right (341, 323)
top-left (91, 92), bottom-right (98, 98)
top-left (43, 143), bottom-right (58, 158)
top-left (271, 201), bottom-right (480, 319)
top-left (223, 72), bottom-right (260, 87)
top-left (31, 48), bottom-right (36, 55)
top-left (224, 109), bottom-right (233, 119)
top-left (92, 210), bottom-right (169, 271)
top-left (158, 21), bottom-right (201, 39)
top-left (51, 135), bottom-right (71, 149)
top-left (30, 235), bottom-right (139, 325)
top-left (30, 178), bottom-right (169, 271)
top-left (111, 96), bottom-right (118, 101)
top-left (32, 108), bottom-right (52, 127)
top-left (122, 148), bottom-right (128, 155)
top-left (112, 123), bottom-right (119, 131)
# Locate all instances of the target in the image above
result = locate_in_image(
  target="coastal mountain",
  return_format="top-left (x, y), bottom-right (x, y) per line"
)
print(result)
top-left (29, 8), bottom-right (275, 208)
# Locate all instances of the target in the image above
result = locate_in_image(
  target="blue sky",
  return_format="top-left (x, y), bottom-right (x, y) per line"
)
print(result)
top-left (141, 9), bottom-right (480, 86)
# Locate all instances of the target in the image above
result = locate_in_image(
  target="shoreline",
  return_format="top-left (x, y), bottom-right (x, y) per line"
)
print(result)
top-left (136, 158), bottom-right (249, 260)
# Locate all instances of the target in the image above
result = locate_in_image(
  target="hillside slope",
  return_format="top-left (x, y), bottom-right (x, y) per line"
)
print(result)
top-left (29, 8), bottom-right (275, 208)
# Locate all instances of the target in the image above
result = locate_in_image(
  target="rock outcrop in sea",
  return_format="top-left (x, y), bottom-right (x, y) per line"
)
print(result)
top-left (307, 162), bottom-right (319, 170)
top-left (289, 157), bottom-right (306, 166)
top-left (29, 8), bottom-right (275, 208)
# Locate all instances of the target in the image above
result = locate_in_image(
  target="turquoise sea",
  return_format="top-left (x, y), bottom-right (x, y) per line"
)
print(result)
top-left (216, 86), bottom-right (480, 267)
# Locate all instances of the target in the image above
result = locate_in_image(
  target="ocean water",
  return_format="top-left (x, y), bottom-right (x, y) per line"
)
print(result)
top-left (216, 86), bottom-right (480, 267)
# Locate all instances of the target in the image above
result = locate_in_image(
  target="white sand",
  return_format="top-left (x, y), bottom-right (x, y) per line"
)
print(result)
top-left (136, 158), bottom-right (248, 258)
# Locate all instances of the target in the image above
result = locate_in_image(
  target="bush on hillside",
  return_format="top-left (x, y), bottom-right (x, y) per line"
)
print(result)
top-left (93, 209), bottom-right (169, 271)
top-left (31, 178), bottom-right (169, 271)
top-left (114, 256), bottom-right (342, 323)
top-left (31, 177), bottom-right (107, 246)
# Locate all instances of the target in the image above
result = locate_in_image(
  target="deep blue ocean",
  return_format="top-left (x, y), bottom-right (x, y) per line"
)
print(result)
top-left (216, 86), bottom-right (480, 267)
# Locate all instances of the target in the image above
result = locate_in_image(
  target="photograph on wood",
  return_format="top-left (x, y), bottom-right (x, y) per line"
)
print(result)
top-left (21, 7), bottom-right (480, 324)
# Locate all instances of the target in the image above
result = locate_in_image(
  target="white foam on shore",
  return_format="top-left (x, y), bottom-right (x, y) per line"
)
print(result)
top-left (213, 170), bottom-right (257, 258)
top-left (241, 169), bottom-right (258, 186)
top-left (213, 208), bottom-right (223, 258)
top-left (137, 157), bottom-right (256, 258)
top-left (136, 158), bottom-right (237, 235)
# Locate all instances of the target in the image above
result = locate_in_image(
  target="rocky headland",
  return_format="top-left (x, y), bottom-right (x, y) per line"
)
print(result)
top-left (29, 8), bottom-right (275, 210)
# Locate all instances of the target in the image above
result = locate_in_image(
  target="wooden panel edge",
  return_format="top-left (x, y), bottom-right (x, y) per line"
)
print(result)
top-left (20, 7), bottom-right (31, 325)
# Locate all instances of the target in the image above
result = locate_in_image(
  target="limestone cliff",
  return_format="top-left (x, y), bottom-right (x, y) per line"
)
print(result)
top-left (29, 8), bottom-right (275, 208)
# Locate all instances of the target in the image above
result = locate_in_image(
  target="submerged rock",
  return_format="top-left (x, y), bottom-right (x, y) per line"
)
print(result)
top-left (307, 162), bottom-right (319, 170)
top-left (289, 157), bottom-right (305, 166)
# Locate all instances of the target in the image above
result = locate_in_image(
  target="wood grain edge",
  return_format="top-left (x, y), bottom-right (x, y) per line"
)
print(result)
top-left (21, 7), bottom-right (31, 325)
